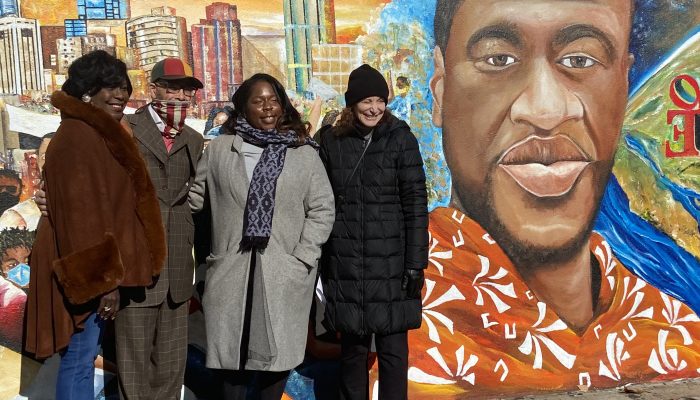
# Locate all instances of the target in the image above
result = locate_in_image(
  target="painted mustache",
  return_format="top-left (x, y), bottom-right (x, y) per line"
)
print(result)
top-left (498, 135), bottom-right (591, 198)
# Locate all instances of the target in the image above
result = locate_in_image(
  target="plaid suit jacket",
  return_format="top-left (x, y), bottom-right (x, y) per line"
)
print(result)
top-left (123, 108), bottom-right (203, 306)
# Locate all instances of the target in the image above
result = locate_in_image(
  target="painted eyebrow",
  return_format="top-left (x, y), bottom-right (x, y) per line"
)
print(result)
top-left (466, 22), bottom-right (523, 57)
top-left (553, 24), bottom-right (616, 61)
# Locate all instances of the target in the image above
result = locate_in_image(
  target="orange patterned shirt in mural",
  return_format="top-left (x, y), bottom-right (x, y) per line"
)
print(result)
top-left (388, 207), bottom-right (700, 398)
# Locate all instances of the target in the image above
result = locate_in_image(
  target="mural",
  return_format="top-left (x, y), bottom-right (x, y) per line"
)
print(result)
top-left (0, 0), bottom-right (699, 399)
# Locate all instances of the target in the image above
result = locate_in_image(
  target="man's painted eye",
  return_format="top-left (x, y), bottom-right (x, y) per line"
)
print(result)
top-left (485, 55), bottom-right (517, 67)
top-left (560, 55), bottom-right (598, 68)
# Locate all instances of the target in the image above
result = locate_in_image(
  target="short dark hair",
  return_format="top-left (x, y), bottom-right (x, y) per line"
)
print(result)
top-left (226, 73), bottom-right (310, 139)
top-left (0, 227), bottom-right (34, 256)
top-left (433, 0), bottom-right (466, 56)
top-left (0, 169), bottom-right (22, 192)
top-left (434, 0), bottom-right (636, 55)
top-left (62, 50), bottom-right (133, 99)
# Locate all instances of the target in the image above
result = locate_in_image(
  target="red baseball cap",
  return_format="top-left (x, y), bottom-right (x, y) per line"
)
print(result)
top-left (150, 58), bottom-right (203, 89)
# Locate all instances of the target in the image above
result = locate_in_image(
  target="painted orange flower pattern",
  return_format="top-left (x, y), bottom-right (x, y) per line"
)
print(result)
top-left (371, 207), bottom-right (700, 399)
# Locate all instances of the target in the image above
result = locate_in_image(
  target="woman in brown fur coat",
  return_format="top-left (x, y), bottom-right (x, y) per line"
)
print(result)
top-left (24, 50), bottom-right (166, 400)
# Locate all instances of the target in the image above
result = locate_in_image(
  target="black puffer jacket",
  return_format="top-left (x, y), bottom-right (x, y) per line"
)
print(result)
top-left (318, 115), bottom-right (428, 336)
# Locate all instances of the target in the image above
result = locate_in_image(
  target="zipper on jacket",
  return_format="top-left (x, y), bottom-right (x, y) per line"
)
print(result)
top-left (360, 137), bottom-right (367, 333)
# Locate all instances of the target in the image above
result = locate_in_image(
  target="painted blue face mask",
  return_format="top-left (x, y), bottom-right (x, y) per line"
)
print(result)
top-left (6, 263), bottom-right (30, 287)
top-left (207, 125), bottom-right (223, 137)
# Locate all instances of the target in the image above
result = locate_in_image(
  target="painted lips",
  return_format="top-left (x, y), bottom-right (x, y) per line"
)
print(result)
top-left (498, 135), bottom-right (591, 198)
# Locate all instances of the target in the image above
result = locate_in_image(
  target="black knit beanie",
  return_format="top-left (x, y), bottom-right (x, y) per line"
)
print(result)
top-left (344, 64), bottom-right (389, 107)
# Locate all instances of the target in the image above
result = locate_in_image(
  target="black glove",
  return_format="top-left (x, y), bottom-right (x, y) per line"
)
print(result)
top-left (402, 269), bottom-right (424, 299)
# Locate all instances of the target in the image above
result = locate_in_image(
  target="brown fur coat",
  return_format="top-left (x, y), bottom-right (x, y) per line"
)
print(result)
top-left (25, 91), bottom-right (166, 358)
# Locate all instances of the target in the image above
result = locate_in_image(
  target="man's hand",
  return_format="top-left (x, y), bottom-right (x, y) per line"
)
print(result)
top-left (98, 289), bottom-right (120, 320)
top-left (34, 188), bottom-right (48, 217)
top-left (402, 269), bottom-right (424, 299)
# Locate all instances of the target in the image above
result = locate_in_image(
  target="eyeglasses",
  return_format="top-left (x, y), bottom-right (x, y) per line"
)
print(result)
top-left (0, 185), bottom-right (20, 195)
top-left (154, 83), bottom-right (197, 96)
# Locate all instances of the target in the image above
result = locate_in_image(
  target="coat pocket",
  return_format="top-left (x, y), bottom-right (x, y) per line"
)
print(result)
top-left (282, 253), bottom-right (315, 284)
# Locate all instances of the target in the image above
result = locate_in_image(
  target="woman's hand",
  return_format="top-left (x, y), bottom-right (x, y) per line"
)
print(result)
top-left (34, 187), bottom-right (49, 217)
top-left (98, 289), bottom-right (120, 320)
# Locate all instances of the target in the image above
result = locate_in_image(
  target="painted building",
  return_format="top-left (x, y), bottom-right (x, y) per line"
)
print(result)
top-left (0, 17), bottom-right (45, 95)
top-left (55, 34), bottom-right (114, 75)
top-left (191, 2), bottom-right (242, 103)
top-left (55, 36), bottom-right (80, 74)
top-left (63, 18), bottom-right (87, 38)
top-left (241, 34), bottom-right (286, 83)
top-left (64, 0), bottom-right (127, 38)
top-left (76, 0), bottom-right (126, 20)
top-left (311, 43), bottom-right (361, 96)
top-left (39, 25), bottom-right (65, 72)
top-left (0, 0), bottom-right (18, 17)
top-left (125, 6), bottom-right (189, 81)
top-left (82, 33), bottom-right (115, 55)
top-left (282, 0), bottom-right (336, 92)
top-left (85, 19), bottom-right (133, 68)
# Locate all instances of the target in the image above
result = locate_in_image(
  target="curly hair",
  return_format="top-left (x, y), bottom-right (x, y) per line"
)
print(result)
top-left (61, 50), bottom-right (133, 99)
top-left (225, 73), bottom-right (310, 142)
top-left (0, 227), bottom-right (34, 256)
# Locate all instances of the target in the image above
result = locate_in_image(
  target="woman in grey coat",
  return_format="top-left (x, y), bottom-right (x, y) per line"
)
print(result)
top-left (189, 73), bottom-right (335, 400)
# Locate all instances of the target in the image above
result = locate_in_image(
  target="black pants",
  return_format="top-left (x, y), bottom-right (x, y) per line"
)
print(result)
top-left (219, 369), bottom-right (290, 400)
top-left (340, 332), bottom-right (408, 400)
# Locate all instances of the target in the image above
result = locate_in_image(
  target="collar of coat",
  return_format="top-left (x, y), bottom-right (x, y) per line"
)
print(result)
top-left (50, 90), bottom-right (167, 277)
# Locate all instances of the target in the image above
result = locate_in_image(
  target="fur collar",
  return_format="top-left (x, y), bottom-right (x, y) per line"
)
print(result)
top-left (51, 90), bottom-right (166, 277)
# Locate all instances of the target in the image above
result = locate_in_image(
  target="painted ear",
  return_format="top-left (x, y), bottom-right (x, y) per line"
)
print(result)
top-left (430, 46), bottom-right (445, 128)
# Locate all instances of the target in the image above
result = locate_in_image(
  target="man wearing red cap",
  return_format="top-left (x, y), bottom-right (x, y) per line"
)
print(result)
top-left (117, 57), bottom-right (204, 399)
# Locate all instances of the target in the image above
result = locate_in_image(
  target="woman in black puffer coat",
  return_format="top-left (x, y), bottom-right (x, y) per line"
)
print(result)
top-left (317, 64), bottom-right (429, 400)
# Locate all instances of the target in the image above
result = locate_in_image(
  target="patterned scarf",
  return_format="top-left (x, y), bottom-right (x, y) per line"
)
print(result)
top-left (150, 100), bottom-right (189, 138)
top-left (235, 117), bottom-right (319, 251)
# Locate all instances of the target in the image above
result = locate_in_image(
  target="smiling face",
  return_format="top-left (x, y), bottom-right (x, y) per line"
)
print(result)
top-left (91, 81), bottom-right (130, 121)
top-left (431, 0), bottom-right (633, 266)
top-left (353, 96), bottom-right (386, 128)
top-left (245, 81), bottom-right (282, 130)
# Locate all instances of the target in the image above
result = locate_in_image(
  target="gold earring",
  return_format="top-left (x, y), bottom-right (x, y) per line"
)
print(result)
top-left (81, 94), bottom-right (91, 103)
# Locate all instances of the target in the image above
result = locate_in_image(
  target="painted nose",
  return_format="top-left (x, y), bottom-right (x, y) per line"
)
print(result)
top-left (510, 60), bottom-right (584, 131)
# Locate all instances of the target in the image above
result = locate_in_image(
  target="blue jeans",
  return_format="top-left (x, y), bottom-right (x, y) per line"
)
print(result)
top-left (56, 312), bottom-right (105, 400)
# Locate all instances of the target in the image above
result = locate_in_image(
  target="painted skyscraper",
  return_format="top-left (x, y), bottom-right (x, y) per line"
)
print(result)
top-left (0, 0), bottom-right (18, 17)
top-left (0, 16), bottom-right (45, 94)
top-left (283, 0), bottom-right (336, 92)
top-left (64, 0), bottom-right (128, 38)
top-left (191, 2), bottom-right (243, 103)
top-left (126, 6), bottom-right (189, 80)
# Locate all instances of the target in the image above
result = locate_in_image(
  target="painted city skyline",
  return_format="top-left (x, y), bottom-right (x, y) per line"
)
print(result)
top-left (0, 0), bottom-right (390, 116)
top-left (20, 0), bottom-right (390, 39)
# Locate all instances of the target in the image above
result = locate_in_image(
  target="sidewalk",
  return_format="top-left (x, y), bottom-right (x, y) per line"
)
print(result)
top-left (502, 378), bottom-right (700, 399)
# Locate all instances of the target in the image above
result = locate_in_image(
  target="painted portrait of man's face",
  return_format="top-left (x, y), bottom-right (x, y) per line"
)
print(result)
top-left (430, 0), bottom-right (634, 268)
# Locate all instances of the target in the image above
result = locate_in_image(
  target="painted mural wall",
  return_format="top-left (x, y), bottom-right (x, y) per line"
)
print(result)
top-left (0, 0), bottom-right (699, 399)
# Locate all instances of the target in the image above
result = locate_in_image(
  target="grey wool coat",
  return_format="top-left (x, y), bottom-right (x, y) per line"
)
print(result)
top-left (189, 133), bottom-right (335, 371)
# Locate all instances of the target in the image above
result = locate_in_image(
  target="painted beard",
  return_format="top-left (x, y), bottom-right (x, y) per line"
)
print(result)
top-left (452, 163), bottom-right (612, 271)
